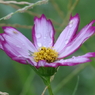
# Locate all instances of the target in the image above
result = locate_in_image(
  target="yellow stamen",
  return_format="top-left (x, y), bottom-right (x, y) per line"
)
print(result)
top-left (33, 47), bottom-right (58, 63)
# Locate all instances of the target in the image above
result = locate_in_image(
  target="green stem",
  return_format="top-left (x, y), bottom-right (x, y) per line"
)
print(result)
top-left (30, 65), bottom-right (54, 95)
top-left (42, 77), bottom-right (54, 95)
top-left (47, 83), bottom-right (54, 95)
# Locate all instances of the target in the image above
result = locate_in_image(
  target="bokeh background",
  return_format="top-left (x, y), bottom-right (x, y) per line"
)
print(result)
top-left (0, 0), bottom-right (95, 95)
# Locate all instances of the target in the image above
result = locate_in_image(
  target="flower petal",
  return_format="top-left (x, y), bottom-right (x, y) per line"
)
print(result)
top-left (57, 52), bottom-right (95, 66)
top-left (32, 14), bottom-right (55, 48)
top-left (36, 52), bottom-right (95, 68)
top-left (26, 57), bottom-right (37, 66)
top-left (0, 26), bottom-right (36, 64)
top-left (0, 35), bottom-right (4, 49)
top-left (58, 20), bottom-right (95, 58)
top-left (54, 14), bottom-right (80, 52)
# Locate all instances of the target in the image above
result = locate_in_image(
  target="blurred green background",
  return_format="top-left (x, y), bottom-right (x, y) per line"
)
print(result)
top-left (0, 0), bottom-right (95, 95)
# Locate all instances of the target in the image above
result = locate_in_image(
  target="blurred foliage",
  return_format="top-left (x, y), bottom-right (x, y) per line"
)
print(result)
top-left (0, 0), bottom-right (95, 95)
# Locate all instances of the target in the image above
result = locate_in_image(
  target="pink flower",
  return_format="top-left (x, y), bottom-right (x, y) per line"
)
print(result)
top-left (0, 14), bottom-right (95, 68)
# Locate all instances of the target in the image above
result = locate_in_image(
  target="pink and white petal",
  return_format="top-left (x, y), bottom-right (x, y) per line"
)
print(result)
top-left (26, 57), bottom-right (38, 66)
top-left (2, 42), bottom-right (30, 64)
top-left (32, 14), bottom-right (55, 49)
top-left (36, 60), bottom-right (56, 68)
top-left (0, 26), bottom-right (36, 64)
top-left (36, 52), bottom-right (95, 68)
top-left (54, 14), bottom-right (80, 52)
top-left (12, 56), bottom-right (30, 64)
top-left (58, 20), bottom-right (95, 58)
top-left (57, 52), bottom-right (95, 66)
top-left (0, 34), bottom-right (4, 49)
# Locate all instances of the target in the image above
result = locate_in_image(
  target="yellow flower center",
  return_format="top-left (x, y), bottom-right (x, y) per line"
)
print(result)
top-left (33, 47), bottom-right (58, 63)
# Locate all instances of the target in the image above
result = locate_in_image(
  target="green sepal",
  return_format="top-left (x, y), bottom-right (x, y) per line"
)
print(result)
top-left (29, 65), bottom-right (55, 94)
top-left (37, 67), bottom-right (57, 76)
top-left (29, 65), bottom-right (57, 77)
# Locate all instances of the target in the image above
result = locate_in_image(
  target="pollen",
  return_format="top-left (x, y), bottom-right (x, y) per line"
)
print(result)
top-left (13, 31), bottom-right (18, 34)
top-left (33, 47), bottom-right (58, 63)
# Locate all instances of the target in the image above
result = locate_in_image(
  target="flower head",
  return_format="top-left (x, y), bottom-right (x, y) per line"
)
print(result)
top-left (0, 14), bottom-right (95, 68)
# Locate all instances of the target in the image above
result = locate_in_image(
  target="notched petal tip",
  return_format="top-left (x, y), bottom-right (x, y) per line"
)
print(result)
top-left (70, 13), bottom-right (80, 21)
top-left (34, 14), bottom-right (54, 27)
top-left (34, 14), bottom-right (47, 22)
top-left (88, 20), bottom-right (95, 26)
top-left (86, 20), bottom-right (95, 33)
top-left (2, 26), bottom-right (19, 35)
top-left (41, 14), bottom-right (46, 19)
top-left (69, 14), bottom-right (80, 28)
top-left (69, 14), bottom-right (80, 27)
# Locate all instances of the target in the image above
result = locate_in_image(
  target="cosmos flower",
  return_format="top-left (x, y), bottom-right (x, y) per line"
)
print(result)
top-left (0, 14), bottom-right (95, 68)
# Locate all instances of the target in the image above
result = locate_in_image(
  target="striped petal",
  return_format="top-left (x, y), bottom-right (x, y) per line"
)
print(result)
top-left (54, 14), bottom-right (80, 52)
top-left (32, 14), bottom-right (55, 49)
top-left (58, 20), bottom-right (95, 58)
top-left (0, 26), bottom-right (36, 64)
